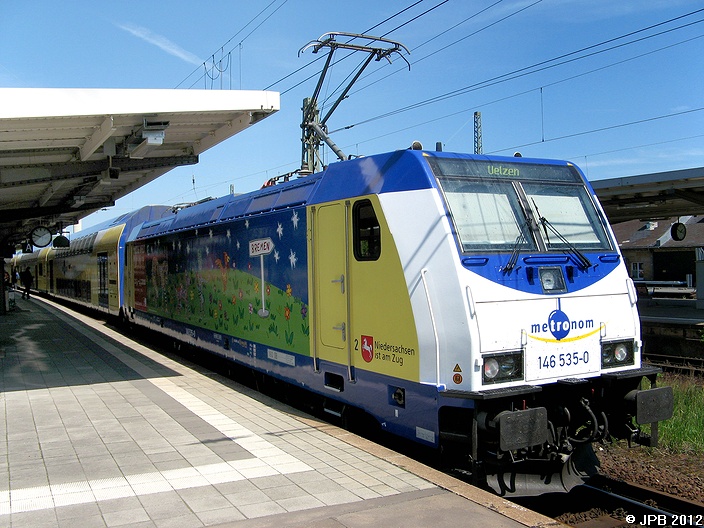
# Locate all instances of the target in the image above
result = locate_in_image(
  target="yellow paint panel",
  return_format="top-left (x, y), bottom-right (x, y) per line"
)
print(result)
top-left (308, 196), bottom-right (419, 382)
top-left (348, 196), bottom-right (419, 382)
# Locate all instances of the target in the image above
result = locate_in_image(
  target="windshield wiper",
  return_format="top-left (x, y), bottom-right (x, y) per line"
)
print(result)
top-left (503, 233), bottom-right (523, 273)
top-left (532, 199), bottom-right (592, 270)
top-left (503, 221), bottom-right (529, 273)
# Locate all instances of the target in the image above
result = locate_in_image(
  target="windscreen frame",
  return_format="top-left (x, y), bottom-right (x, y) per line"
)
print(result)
top-left (427, 157), bottom-right (614, 254)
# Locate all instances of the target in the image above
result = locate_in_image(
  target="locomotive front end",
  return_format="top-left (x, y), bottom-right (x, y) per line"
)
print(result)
top-left (426, 153), bottom-right (674, 496)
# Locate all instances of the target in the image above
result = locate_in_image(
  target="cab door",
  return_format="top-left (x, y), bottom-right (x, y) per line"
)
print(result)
top-left (312, 202), bottom-right (352, 378)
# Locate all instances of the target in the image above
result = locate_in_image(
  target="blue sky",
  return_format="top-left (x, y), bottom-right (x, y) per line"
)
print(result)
top-left (2, 0), bottom-right (703, 230)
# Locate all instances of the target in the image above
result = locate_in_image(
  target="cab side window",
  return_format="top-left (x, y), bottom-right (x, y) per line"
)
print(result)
top-left (353, 200), bottom-right (381, 261)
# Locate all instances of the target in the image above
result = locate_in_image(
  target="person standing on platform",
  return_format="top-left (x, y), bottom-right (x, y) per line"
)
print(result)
top-left (20, 266), bottom-right (33, 299)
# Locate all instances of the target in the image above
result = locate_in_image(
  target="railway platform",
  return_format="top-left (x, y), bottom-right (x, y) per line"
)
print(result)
top-left (0, 297), bottom-right (556, 528)
top-left (638, 297), bottom-right (704, 326)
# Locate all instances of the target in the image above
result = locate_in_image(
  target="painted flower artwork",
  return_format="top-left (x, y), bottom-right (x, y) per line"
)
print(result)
top-left (141, 208), bottom-right (310, 356)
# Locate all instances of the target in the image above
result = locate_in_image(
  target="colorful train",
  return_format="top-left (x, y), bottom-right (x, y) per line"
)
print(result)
top-left (14, 149), bottom-right (673, 496)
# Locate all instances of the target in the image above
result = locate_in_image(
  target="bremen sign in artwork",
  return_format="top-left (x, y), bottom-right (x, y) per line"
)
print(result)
top-left (250, 238), bottom-right (275, 317)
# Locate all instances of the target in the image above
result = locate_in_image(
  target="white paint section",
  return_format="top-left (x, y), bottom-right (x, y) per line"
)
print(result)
top-left (379, 189), bottom-right (479, 389)
top-left (1, 456), bottom-right (307, 514)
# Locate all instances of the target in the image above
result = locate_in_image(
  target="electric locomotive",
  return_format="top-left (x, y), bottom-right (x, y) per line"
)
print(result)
top-left (115, 148), bottom-right (673, 496)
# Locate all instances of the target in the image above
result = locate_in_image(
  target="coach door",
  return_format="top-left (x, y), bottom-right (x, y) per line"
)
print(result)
top-left (97, 252), bottom-right (108, 308)
top-left (312, 202), bottom-right (353, 380)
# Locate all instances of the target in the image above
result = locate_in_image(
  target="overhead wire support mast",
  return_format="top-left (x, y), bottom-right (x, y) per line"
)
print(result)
top-left (298, 32), bottom-right (410, 174)
top-left (474, 111), bottom-right (482, 154)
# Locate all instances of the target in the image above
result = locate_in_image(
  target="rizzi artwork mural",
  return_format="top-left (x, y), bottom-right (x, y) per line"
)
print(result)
top-left (134, 209), bottom-right (310, 356)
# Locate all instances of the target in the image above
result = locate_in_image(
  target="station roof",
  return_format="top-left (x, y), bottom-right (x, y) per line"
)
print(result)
top-left (592, 166), bottom-right (704, 224)
top-left (0, 88), bottom-right (279, 252)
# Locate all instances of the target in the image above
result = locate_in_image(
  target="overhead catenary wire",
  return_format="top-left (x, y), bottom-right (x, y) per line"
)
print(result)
top-left (329, 0), bottom-right (510, 101)
top-left (275, 0), bottom-right (511, 131)
top-left (175, 0), bottom-right (288, 89)
top-left (162, 1), bottom-right (456, 203)
top-left (317, 0), bottom-right (450, 113)
top-left (324, 29), bottom-right (702, 159)
top-left (336, 8), bottom-right (704, 131)
top-left (264, 0), bottom-right (427, 92)
top-left (494, 106), bottom-right (704, 156)
top-left (269, 0), bottom-right (447, 98)
top-left (330, 30), bottom-right (704, 145)
top-left (165, 3), bottom-right (701, 204)
top-left (280, 0), bottom-right (510, 102)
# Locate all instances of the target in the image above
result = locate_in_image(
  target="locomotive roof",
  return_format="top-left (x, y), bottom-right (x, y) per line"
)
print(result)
top-left (129, 150), bottom-right (583, 240)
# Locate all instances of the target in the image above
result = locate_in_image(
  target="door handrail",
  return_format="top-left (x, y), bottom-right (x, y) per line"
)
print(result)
top-left (420, 268), bottom-right (441, 386)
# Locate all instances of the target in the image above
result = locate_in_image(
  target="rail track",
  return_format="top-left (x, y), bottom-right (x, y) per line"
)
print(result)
top-left (513, 474), bottom-right (704, 527)
top-left (643, 353), bottom-right (704, 376)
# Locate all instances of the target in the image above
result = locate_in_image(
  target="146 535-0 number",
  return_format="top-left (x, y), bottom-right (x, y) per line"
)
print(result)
top-left (538, 351), bottom-right (589, 370)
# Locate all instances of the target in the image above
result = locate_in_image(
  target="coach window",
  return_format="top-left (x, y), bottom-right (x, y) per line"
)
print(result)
top-left (353, 200), bottom-right (381, 261)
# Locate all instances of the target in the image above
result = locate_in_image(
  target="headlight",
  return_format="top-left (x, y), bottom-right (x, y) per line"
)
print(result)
top-left (484, 358), bottom-right (499, 379)
top-left (601, 340), bottom-right (635, 369)
top-left (614, 343), bottom-right (629, 362)
top-left (483, 352), bottom-right (524, 384)
top-left (539, 267), bottom-right (566, 294)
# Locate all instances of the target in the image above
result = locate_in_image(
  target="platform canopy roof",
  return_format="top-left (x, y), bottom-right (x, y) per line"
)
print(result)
top-left (0, 88), bottom-right (279, 252)
top-left (591, 166), bottom-right (704, 224)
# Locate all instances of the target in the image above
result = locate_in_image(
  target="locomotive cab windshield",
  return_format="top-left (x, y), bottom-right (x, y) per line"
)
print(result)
top-left (427, 157), bottom-right (613, 257)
